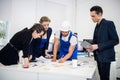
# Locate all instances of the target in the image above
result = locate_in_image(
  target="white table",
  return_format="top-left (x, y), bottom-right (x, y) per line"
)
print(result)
top-left (0, 57), bottom-right (97, 80)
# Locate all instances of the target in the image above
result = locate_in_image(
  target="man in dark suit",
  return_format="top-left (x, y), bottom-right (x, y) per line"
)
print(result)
top-left (87, 5), bottom-right (119, 80)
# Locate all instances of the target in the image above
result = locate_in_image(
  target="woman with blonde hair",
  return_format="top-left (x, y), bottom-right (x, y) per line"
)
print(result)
top-left (29, 16), bottom-right (52, 61)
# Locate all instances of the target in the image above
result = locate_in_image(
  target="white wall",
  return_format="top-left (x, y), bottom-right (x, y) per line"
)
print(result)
top-left (35, 0), bottom-right (76, 33)
top-left (11, 0), bottom-right (36, 35)
top-left (0, 0), bottom-right (75, 40)
top-left (0, 0), bottom-right (12, 21)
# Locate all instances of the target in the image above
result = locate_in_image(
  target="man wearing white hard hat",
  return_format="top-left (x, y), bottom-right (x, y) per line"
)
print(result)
top-left (52, 21), bottom-right (78, 63)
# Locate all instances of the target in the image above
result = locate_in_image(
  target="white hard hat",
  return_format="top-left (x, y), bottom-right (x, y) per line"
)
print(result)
top-left (60, 21), bottom-right (71, 31)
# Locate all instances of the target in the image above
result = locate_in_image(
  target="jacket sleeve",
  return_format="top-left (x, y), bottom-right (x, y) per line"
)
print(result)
top-left (22, 46), bottom-right (29, 58)
top-left (45, 28), bottom-right (52, 50)
top-left (22, 30), bottom-right (33, 58)
top-left (28, 39), bottom-right (34, 55)
top-left (98, 21), bottom-right (119, 51)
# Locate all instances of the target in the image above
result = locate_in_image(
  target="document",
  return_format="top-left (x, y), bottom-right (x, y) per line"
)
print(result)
top-left (81, 41), bottom-right (91, 48)
top-left (39, 56), bottom-right (47, 63)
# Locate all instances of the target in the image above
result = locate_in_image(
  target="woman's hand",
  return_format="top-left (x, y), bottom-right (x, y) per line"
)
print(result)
top-left (28, 55), bottom-right (32, 61)
top-left (23, 58), bottom-right (29, 68)
top-left (45, 50), bottom-right (51, 58)
top-left (45, 52), bottom-right (51, 58)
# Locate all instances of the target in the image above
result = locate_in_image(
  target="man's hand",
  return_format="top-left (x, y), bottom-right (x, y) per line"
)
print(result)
top-left (86, 48), bottom-right (92, 53)
top-left (90, 44), bottom-right (98, 51)
top-left (86, 44), bottom-right (98, 53)
top-left (58, 58), bottom-right (65, 63)
top-left (51, 58), bottom-right (56, 62)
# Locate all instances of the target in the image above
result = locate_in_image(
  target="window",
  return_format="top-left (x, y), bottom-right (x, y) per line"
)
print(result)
top-left (0, 21), bottom-right (8, 46)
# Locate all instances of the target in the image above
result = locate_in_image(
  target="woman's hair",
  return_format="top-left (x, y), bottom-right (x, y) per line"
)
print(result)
top-left (30, 23), bottom-right (45, 33)
top-left (90, 5), bottom-right (103, 14)
top-left (39, 16), bottom-right (51, 23)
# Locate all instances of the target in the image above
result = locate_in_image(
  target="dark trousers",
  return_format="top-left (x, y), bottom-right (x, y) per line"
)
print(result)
top-left (0, 43), bottom-right (19, 65)
top-left (97, 62), bottom-right (111, 80)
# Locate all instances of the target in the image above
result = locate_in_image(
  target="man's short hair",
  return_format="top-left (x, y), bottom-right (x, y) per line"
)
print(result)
top-left (90, 5), bottom-right (103, 14)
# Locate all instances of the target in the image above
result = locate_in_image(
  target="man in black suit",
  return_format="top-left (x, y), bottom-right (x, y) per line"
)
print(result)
top-left (87, 5), bottom-right (119, 80)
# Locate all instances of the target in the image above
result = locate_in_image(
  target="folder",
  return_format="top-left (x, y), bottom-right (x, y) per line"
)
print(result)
top-left (81, 41), bottom-right (91, 49)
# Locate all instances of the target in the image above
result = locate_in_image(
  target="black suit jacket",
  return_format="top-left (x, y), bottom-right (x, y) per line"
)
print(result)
top-left (0, 28), bottom-right (32, 65)
top-left (10, 28), bottom-right (32, 57)
top-left (93, 19), bottom-right (119, 63)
